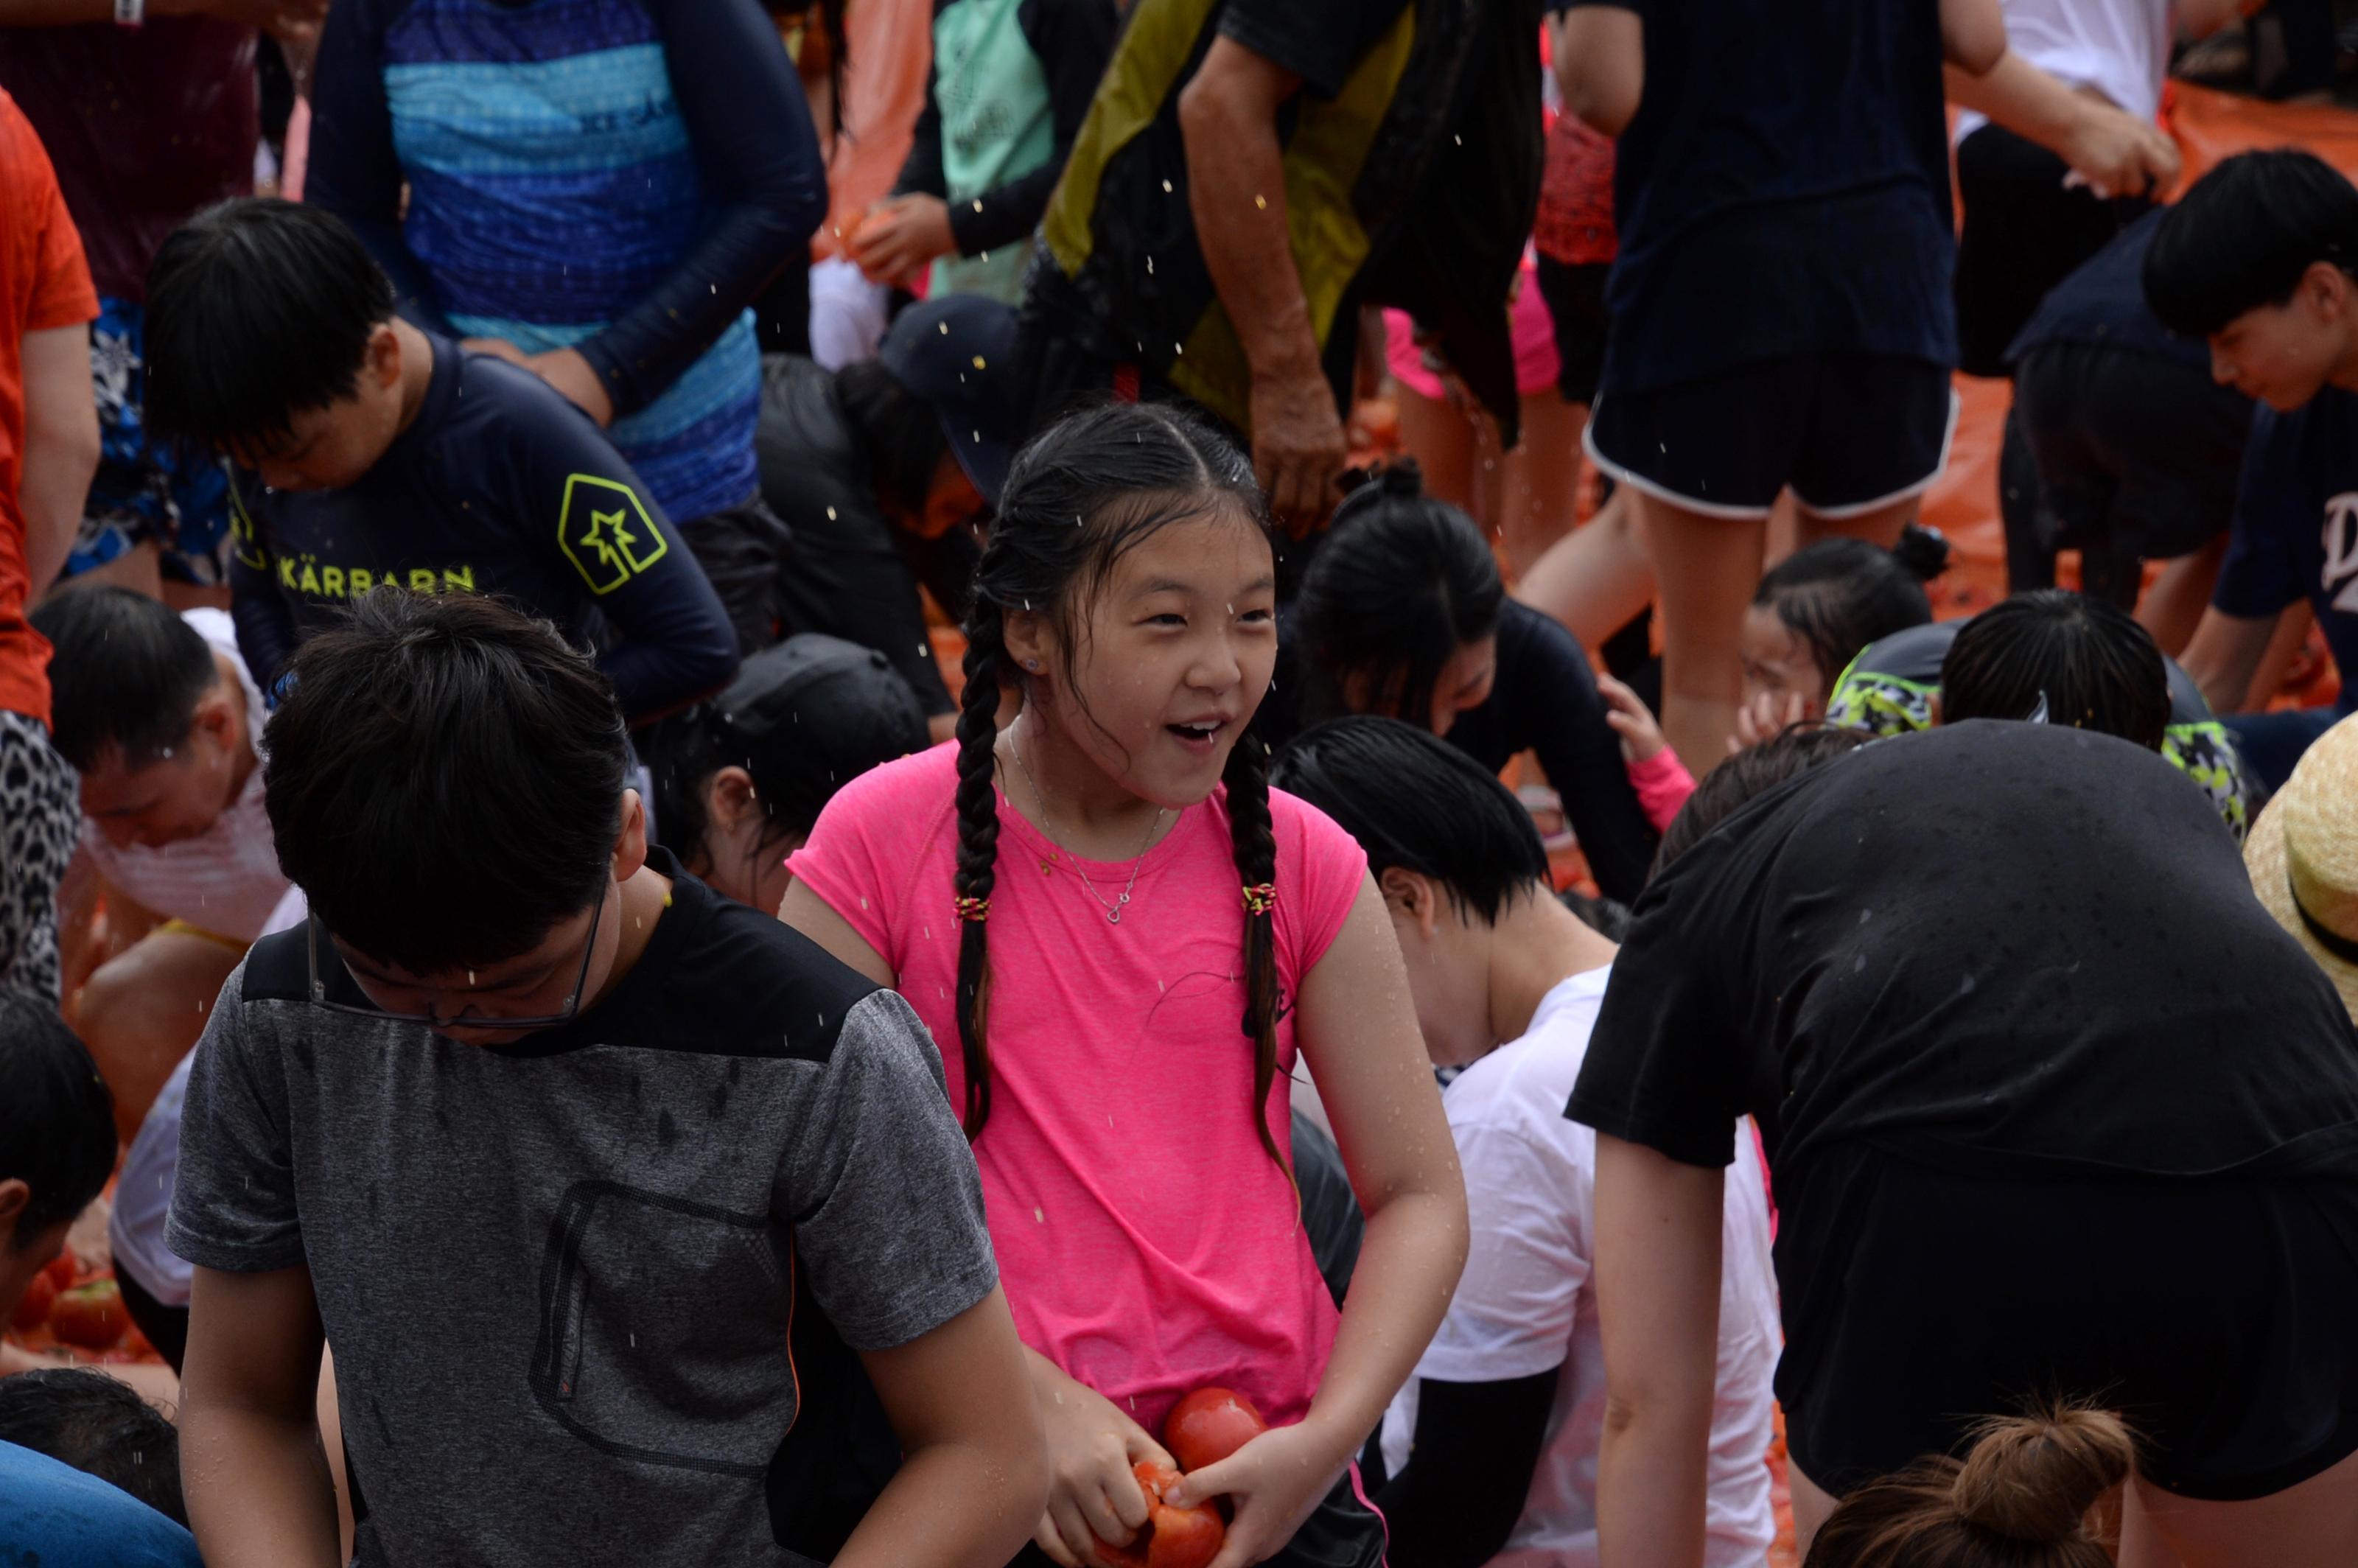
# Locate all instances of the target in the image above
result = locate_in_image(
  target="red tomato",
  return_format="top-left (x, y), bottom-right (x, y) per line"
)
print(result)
top-left (1094, 1461), bottom-right (1225, 1568)
top-left (1165, 1387), bottom-right (1267, 1474)
top-left (50, 1279), bottom-right (126, 1351)
top-left (11, 1268), bottom-right (56, 1331)
top-left (43, 1250), bottom-right (74, 1292)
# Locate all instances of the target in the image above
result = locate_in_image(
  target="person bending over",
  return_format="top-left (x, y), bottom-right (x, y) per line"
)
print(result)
top-left (1273, 716), bottom-right (1779, 1568)
top-left (1570, 720), bottom-right (2358, 1568)
top-left (2147, 150), bottom-right (2358, 794)
top-left (167, 589), bottom-right (1044, 1568)
top-left (1804, 1406), bottom-right (2133, 1568)
top-left (755, 295), bottom-right (1017, 737)
top-left (0, 1367), bottom-right (186, 1527)
top-left (643, 634), bottom-right (930, 916)
top-left (1267, 462), bottom-right (1659, 903)
top-left (32, 588), bottom-right (286, 1135)
top-left (1825, 590), bottom-right (2252, 836)
top-left (141, 198), bottom-right (738, 727)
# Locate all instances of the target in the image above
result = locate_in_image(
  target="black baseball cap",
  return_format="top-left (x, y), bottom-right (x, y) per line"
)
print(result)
top-left (878, 294), bottom-right (1019, 505)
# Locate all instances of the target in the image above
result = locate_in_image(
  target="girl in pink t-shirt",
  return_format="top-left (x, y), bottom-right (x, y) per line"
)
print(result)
top-left (783, 404), bottom-right (1466, 1568)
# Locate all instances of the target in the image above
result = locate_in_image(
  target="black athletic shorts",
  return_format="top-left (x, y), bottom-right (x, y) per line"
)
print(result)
top-left (1535, 256), bottom-right (1612, 406)
top-left (1586, 354), bottom-right (1956, 519)
top-left (2010, 340), bottom-right (2253, 563)
top-left (1774, 1141), bottom-right (2358, 1503)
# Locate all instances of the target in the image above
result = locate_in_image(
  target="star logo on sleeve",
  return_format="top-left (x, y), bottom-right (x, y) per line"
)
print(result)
top-left (556, 474), bottom-right (668, 595)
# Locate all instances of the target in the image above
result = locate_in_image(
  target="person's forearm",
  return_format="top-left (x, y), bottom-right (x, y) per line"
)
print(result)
top-left (1178, 83), bottom-right (1320, 386)
top-left (2180, 609), bottom-right (2277, 715)
top-left (1299, 1189), bottom-right (1469, 1458)
top-left (834, 1438), bottom-right (1044, 1568)
top-left (21, 411), bottom-right (97, 601)
top-left (181, 1404), bottom-right (344, 1568)
top-left (1943, 50), bottom-right (2091, 148)
top-left (1597, 1394), bottom-right (1713, 1568)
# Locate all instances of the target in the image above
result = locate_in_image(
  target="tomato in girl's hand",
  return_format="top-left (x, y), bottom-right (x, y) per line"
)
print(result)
top-left (1094, 1461), bottom-right (1225, 1568)
top-left (43, 1250), bottom-right (74, 1292)
top-left (1165, 1387), bottom-right (1267, 1474)
top-left (50, 1279), bottom-right (126, 1351)
top-left (11, 1268), bottom-right (56, 1331)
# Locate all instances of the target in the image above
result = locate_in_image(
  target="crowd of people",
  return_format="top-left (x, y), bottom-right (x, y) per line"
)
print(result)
top-left (1, 1), bottom-right (2357, 1567)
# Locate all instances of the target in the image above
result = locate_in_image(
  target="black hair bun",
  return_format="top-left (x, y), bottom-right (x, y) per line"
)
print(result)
top-left (1376, 458), bottom-right (1427, 500)
top-left (1892, 522), bottom-right (1952, 582)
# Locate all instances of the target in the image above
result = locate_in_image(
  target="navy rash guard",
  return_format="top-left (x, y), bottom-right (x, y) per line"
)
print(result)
top-left (228, 335), bottom-right (738, 723)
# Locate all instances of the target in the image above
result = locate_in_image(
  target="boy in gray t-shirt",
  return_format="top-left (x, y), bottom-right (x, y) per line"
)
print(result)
top-left (167, 591), bottom-right (1044, 1568)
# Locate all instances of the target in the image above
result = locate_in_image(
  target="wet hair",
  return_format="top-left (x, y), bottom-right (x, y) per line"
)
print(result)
top-left (1803, 1405), bottom-right (2135, 1568)
top-left (2146, 149), bottom-right (2358, 339)
top-left (264, 590), bottom-right (633, 974)
top-left (952, 402), bottom-right (1277, 1158)
top-left (144, 197), bottom-right (396, 455)
top-left (838, 357), bottom-right (948, 515)
top-left (0, 1368), bottom-right (186, 1525)
top-left (1272, 715), bottom-right (1549, 925)
top-left (0, 993), bottom-right (115, 1247)
top-left (644, 635), bottom-right (928, 889)
top-left (1939, 592), bottom-right (2169, 751)
top-left (31, 588), bottom-right (223, 773)
top-left (1654, 725), bottom-right (1874, 876)
top-left (1752, 526), bottom-right (1949, 698)
top-left (1294, 461), bottom-right (1503, 730)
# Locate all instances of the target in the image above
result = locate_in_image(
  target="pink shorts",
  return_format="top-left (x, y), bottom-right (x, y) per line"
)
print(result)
top-left (1385, 263), bottom-right (1561, 402)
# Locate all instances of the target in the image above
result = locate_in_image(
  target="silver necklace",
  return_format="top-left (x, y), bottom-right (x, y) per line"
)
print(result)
top-left (1008, 721), bottom-right (1166, 925)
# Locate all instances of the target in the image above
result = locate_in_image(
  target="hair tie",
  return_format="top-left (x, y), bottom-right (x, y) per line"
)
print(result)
top-left (1241, 883), bottom-right (1276, 916)
top-left (954, 895), bottom-right (990, 923)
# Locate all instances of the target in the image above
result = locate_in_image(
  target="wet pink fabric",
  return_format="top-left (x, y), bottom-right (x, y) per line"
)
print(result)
top-left (788, 743), bottom-right (1368, 1433)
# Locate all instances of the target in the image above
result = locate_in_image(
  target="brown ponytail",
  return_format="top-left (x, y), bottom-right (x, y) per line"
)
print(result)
top-left (1803, 1405), bottom-right (2136, 1568)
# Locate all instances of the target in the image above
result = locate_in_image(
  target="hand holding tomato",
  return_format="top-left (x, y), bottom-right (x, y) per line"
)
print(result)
top-left (1162, 1417), bottom-right (1357, 1568)
top-left (1026, 1354), bottom-right (1180, 1568)
top-left (1095, 1462), bottom-right (1225, 1568)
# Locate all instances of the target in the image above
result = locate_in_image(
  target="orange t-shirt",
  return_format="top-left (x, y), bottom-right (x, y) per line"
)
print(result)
top-left (0, 87), bottom-right (99, 726)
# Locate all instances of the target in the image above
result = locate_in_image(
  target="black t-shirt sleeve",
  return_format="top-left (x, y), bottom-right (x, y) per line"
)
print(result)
top-left (304, 0), bottom-right (457, 334)
top-left (511, 388), bottom-right (741, 721)
top-left (1566, 836), bottom-right (1751, 1169)
top-left (942, 0), bottom-right (1121, 256)
top-left (1495, 604), bottom-right (1658, 904)
top-left (575, 0), bottom-right (828, 419)
top-left (1217, 0), bottom-right (1376, 99)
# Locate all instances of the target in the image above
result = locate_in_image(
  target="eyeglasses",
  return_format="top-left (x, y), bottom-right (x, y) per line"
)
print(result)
top-left (305, 887), bottom-right (607, 1032)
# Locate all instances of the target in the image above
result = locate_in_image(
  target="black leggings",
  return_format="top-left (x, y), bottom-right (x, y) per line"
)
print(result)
top-left (116, 1267), bottom-right (189, 1376)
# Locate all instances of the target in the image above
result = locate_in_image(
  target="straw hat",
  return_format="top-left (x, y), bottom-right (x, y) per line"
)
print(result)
top-left (2246, 712), bottom-right (2358, 1021)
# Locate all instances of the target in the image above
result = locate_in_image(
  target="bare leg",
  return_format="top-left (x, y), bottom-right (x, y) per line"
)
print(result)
top-left (77, 928), bottom-right (245, 1140)
top-left (1497, 393), bottom-right (1584, 578)
top-left (1514, 487), bottom-right (1654, 646)
top-left (38, 537), bottom-right (163, 605)
top-left (2125, 1445), bottom-right (2358, 1568)
top-left (2137, 536), bottom-right (2228, 658)
top-left (1639, 491), bottom-right (1769, 769)
top-left (1391, 382), bottom-right (1480, 517)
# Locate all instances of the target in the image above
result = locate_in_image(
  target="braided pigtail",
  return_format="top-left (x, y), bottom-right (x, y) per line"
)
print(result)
top-left (951, 616), bottom-right (1007, 1138)
top-left (1223, 726), bottom-right (1290, 1177)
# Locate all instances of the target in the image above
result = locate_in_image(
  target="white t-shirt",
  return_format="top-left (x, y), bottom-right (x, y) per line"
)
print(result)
top-left (1955, 0), bottom-right (2172, 142)
top-left (111, 884), bottom-right (308, 1307)
top-left (79, 608), bottom-right (288, 942)
top-left (1379, 967), bottom-right (1780, 1568)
